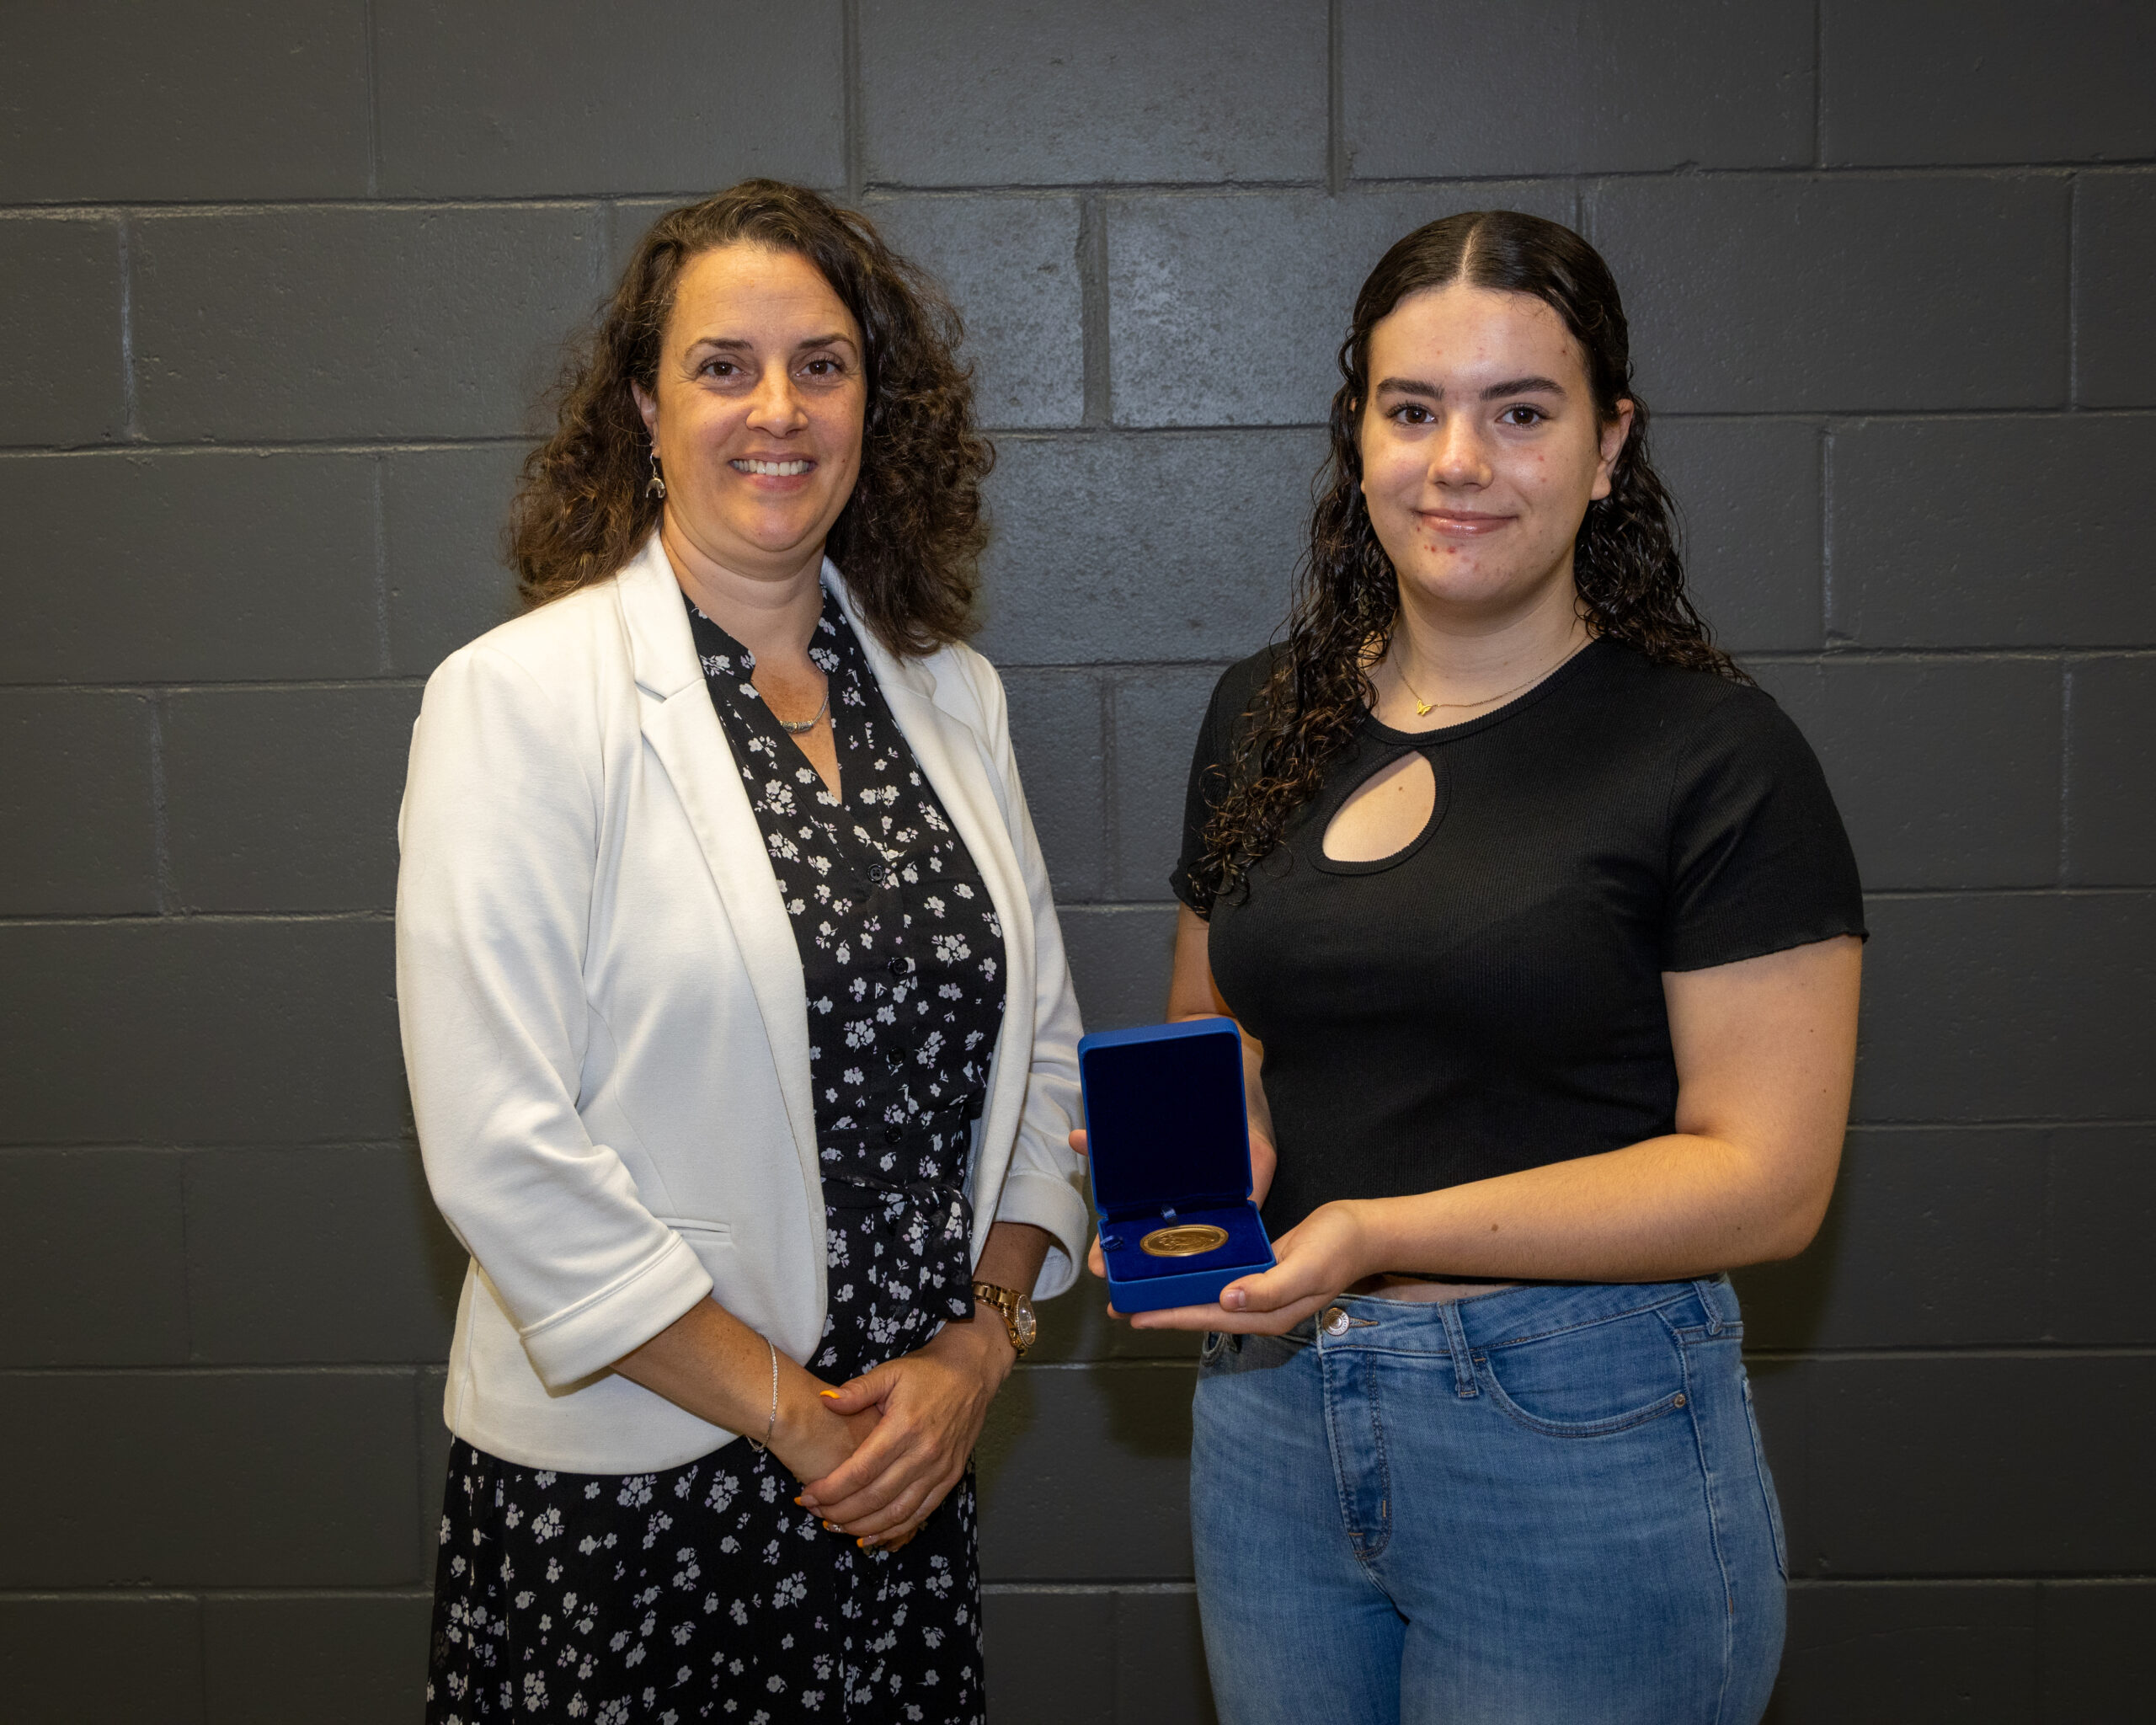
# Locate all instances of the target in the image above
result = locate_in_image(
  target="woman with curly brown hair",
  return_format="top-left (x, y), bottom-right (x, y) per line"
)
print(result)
top-left (1102, 211), bottom-right (1865, 1722)
top-left (398, 180), bottom-right (1086, 1723)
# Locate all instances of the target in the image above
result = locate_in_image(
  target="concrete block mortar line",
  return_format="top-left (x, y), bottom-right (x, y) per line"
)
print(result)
top-left (1099, 672), bottom-right (1122, 893)
top-left (0, 1589), bottom-right (203, 1601)
top-left (115, 211), bottom-right (140, 442)
top-left (995, 649), bottom-right (2156, 677)
top-left (2057, 654), bottom-right (2074, 886)
top-left (1818, 419), bottom-right (1835, 644)
top-left (0, 1363), bottom-right (426, 1380)
top-left (983, 1582), bottom-right (1196, 1594)
top-left (361, 0), bottom-right (382, 200)
top-left (1079, 192), bottom-right (1109, 426)
top-left (841, 0), bottom-right (864, 204)
top-left (0, 1137), bottom-right (421, 1156)
top-left (1861, 884), bottom-right (2148, 899)
top-left (1753, 646), bottom-right (2140, 665)
top-left (2065, 170), bottom-right (2079, 407)
top-left (1740, 1344), bottom-right (2156, 1363)
top-left (1842, 1116), bottom-right (2156, 1132)
top-left (0, 435), bottom-right (541, 457)
top-left (862, 178), bottom-right (1330, 199)
top-left (147, 692), bottom-right (170, 914)
top-left (75, 195), bottom-right (620, 222)
top-left (1326, 0), bottom-right (1345, 197)
top-left (1812, 0), bottom-right (1826, 170)
top-left (370, 455), bottom-right (391, 675)
top-left (0, 908), bottom-right (395, 930)
top-left (3, 161), bottom-right (2150, 223)
top-left (0, 678), bottom-right (433, 696)
top-left (1785, 1575), bottom-right (2156, 1590)
top-left (177, 1123), bottom-right (200, 1366)
top-left (2040, 1111), bottom-right (2060, 1346)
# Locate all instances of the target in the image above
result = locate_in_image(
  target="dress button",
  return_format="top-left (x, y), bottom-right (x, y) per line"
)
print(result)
top-left (882, 1124), bottom-right (904, 1145)
top-left (1321, 1306), bottom-right (1350, 1337)
top-left (883, 1046), bottom-right (906, 1070)
top-left (886, 954), bottom-right (911, 975)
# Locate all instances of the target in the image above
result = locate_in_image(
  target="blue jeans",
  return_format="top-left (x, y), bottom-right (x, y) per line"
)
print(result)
top-left (1190, 1279), bottom-right (1785, 1725)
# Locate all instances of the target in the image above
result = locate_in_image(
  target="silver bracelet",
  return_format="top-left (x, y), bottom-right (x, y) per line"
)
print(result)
top-left (746, 1336), bottom-right (778, 1451)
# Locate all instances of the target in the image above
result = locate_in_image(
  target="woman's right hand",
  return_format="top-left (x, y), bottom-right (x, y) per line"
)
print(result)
top-left (769, 1376), bottom-right (881, 1489)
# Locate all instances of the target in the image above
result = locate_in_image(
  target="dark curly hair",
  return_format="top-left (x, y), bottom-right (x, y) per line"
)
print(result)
top-left (1189, 209), bottom-right (1746, 913)
top-left (509, 179), bottom-right (992, 658)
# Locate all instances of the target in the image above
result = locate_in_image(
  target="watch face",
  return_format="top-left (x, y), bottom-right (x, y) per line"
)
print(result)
top-left (1013, 1298), bottom-right (1038, 1348)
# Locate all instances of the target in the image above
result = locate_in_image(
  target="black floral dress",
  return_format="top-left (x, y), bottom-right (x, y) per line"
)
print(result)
top-left (424, 591), bottom-right (1007, 1723)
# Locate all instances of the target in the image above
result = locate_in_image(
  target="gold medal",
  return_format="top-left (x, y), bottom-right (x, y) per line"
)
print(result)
top-left (1140, 1224), bottom-right (1230, 1258)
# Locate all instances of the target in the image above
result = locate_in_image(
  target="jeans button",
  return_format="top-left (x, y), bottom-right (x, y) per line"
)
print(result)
top-left (1321, 1306), bottom-right (1349, 1337)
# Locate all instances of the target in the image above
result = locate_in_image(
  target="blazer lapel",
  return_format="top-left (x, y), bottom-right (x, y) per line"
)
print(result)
top-left (616, 539), bottom-right (824, 1233)
top-left (830, 569), bottom-right (1038, 1221)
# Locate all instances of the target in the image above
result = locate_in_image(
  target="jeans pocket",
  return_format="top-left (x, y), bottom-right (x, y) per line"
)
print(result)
top-left (1741, 1374), bottom-right (1790, 1578)
top-left (1477, 1306), bottom-right (1691, 1438)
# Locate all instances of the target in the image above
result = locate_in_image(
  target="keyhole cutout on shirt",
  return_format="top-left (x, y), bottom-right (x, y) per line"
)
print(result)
top-left (1322, 750), bottom-right (1438, 863)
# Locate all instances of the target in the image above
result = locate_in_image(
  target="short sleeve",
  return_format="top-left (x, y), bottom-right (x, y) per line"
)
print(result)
top-left (1661, 686), bottom-right (1866, 971)
top-left (1169, 654), bottom-right (1272, 915)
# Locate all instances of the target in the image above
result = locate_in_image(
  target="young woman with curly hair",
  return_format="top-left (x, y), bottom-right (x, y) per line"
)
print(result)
top-left (1100, 211), bottom-right (1866, 1722)
top-left (400, 180), bottom-right (1087, 1723)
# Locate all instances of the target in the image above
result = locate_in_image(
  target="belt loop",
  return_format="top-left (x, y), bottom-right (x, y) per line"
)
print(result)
top-left (1438, 1300), bottom-right (1479, 1399)
top-left (1693, 1275), bottom-right (1730, 1335)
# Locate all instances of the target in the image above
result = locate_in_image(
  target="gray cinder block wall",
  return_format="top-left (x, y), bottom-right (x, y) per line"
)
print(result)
top-left (3, 3), bottom-right (2152, 1720)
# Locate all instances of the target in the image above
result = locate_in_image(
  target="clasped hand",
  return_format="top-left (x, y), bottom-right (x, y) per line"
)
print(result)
top-left (779, 1316), bottom-right (1012, 1551)
top-left (1073, 1126), bottom-right (1367, 1336)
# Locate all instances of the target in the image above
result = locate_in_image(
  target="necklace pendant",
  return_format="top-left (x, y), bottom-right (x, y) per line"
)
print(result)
top-left (1414, 700), bottom-right (1433, 716)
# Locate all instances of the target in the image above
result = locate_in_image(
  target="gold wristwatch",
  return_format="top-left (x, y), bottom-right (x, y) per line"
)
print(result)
top-left (971, 1281), bottom-right (1038, 1359)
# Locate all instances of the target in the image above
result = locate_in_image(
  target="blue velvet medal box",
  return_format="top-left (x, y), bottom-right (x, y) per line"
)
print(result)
top-left (1077, 1017), bottom-right (1275, 1314)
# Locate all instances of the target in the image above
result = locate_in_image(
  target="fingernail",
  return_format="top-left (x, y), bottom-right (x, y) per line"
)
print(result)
top-left (818, 1390), bottom-right (840, 1400)
top-left (822, 1520), bottom-right (839, 1531)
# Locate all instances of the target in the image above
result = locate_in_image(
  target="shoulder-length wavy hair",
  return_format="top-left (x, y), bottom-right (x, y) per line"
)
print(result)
top-left (509, 179), bottom-right (992, 658)
top-left (1188, 209), bottom-right (1744, 913)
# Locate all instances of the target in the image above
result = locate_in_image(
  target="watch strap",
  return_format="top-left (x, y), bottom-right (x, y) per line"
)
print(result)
top-left (971, 1280), bottom-right (1032, 1358)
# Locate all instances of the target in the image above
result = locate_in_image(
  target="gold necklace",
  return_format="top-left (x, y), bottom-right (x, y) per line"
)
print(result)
top-left (1392, 633), bottom-right (1590, 718)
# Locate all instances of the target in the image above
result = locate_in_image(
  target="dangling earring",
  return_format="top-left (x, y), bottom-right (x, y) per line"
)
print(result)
top-left (647, 447), bottom-right (667, 499)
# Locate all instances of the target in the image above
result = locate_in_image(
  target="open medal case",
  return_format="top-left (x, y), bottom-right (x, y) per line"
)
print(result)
top-left (1076, 1017), bottom-right (1275, 1314)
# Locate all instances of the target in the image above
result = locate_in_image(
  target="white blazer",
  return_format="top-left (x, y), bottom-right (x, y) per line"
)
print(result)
top-left (396, 537), bottom-right (1090, 1473)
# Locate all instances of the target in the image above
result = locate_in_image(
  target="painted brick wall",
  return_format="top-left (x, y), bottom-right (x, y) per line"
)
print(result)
top-left (3, 3), bottom-right (2151, 1720)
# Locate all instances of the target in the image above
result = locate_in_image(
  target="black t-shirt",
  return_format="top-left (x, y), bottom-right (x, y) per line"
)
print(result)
top-left (1172, 638), bottom-right (1866, 1237)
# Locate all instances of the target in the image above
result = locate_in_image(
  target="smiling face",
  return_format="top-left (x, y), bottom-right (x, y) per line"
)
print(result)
top-left (632, 242), bottom-right (867, 585)
top-left (1358, 280), bottom-right (1632, 627)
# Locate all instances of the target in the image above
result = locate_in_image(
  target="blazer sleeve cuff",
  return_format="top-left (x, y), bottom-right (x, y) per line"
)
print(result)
top-left (991, 1166), bottom-right (1093, 1302)
top-left (517, 1234), bottom-right (715, 1389)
